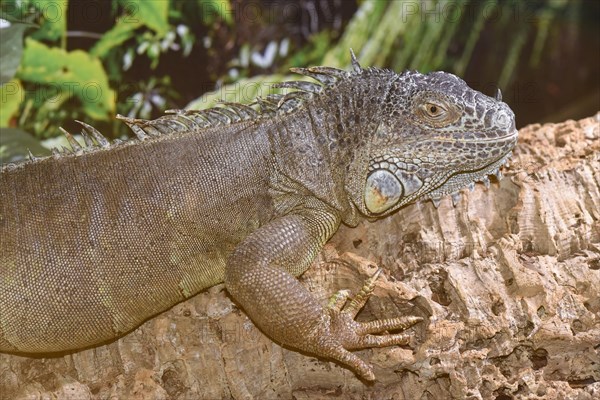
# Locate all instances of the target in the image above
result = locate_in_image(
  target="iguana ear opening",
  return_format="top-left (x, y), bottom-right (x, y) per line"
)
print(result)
top-left (364, 170), bottom-right (403, 214)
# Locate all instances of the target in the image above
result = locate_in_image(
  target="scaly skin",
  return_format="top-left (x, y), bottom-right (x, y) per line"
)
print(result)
top-left (0, 54), bottom-right (517, 380)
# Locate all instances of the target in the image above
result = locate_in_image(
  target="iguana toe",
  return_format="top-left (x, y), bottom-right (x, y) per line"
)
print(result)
top-left (306, 269), bottom-right (423, 380)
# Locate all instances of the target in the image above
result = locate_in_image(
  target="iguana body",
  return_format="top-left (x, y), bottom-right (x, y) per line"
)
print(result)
top-left (0, 54), bottom-right (517, 380)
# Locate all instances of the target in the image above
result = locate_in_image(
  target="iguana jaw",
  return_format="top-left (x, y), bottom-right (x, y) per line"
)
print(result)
top-left (361, 127), bottom-right (518, 216)
top-left (423, 145), bottom-right (515, 204)
top-left (424, 128), bottom-right (518, 198)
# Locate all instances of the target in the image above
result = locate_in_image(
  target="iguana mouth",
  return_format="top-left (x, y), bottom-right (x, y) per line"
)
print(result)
top-left (431, 129), bottom-right (518, 144)
top-left (465, 129), bottom-right (519, 143)
top-left (447, 129), bottom-right (518, 144)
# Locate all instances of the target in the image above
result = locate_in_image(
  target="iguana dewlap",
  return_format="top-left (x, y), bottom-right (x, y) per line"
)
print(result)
top-left (0, 53), bottom-right (517, 380)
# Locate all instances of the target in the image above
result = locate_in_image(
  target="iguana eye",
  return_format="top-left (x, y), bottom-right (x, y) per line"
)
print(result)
top-left (413, 94), bottom-right (461, 127)
top-left (424, 103), bottom-right (445, 118)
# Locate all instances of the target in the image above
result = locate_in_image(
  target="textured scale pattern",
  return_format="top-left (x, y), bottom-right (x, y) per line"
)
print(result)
top-left (0, 52), bottom-right (517, 380)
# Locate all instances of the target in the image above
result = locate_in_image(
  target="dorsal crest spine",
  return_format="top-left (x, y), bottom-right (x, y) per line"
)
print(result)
top-left (3, 51), bottom-right (364, 171)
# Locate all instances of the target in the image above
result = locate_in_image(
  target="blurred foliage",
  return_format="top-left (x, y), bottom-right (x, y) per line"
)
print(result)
top-left (0, 19), bottom-right (30, 86)
top-left (0, 0), bottom-right (231, 140)
top-left (0, 0), bottom-right (597, 162)
top-left (0, 127), bottom-right (49, 163)
top-left (19, 38), bottom-right (114, 119)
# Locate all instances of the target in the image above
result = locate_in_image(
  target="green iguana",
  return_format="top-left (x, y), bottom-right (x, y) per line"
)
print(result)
top-left (0, 52), bottom-right (517, 381)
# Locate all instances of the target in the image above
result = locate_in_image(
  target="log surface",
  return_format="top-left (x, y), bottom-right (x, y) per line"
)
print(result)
top-left (1, 114), bottom-right (599, 399)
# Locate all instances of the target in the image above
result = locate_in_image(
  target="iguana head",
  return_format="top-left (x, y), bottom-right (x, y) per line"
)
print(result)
top-left (347, 67), bottom-right (517, 217)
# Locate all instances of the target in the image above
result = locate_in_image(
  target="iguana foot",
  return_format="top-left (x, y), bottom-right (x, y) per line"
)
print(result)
top-left (305, 268), bottom-right (422, 381)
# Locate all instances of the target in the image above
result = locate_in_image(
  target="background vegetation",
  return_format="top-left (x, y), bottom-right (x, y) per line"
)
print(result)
top-left (0, 0), bottom-right (598, 162)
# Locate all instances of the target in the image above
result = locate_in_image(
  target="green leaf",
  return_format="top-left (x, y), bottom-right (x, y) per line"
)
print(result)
top-left (0, 79), bottom-right (23, 126)
top-left (18, 38), bottom-right (115, 120)
top-left (120, 0), bottom-right (170, 36)
top-left (90, 18), bottom-right (141, 58)
top-left (0, 20), bottom-right (29, 85)
top-left (29, 0), bottom-right (68, 42)
top-left (198, 0), bottom-right (232, 25)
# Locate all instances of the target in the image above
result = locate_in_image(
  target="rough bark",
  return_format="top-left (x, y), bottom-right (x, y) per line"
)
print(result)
top-left (1, 114), bottom-right (599, 400)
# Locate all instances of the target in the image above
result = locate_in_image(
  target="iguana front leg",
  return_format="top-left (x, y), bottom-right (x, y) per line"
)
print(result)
top-left (224, 200), bottom-right (421, 381)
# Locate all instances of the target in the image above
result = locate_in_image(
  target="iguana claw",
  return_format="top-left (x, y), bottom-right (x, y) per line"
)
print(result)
top-left (315, 268), bottom-right (423, 381)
